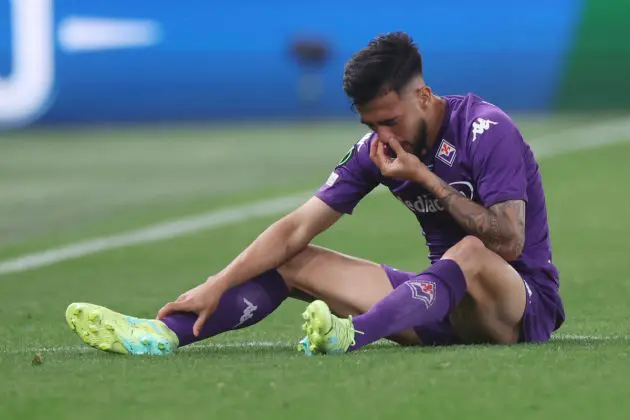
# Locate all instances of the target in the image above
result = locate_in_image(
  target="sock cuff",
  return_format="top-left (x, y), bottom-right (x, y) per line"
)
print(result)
top-left (254, 269), bottom-right (289, 295)
top-left (421, 259), bottom-right (467, 303)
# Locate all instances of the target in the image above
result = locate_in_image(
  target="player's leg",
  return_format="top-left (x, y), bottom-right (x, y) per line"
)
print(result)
top-left (300, 236), bottom-right (538, 354)
top-left (160, 244), bottom-right (421, 346)
top-left (157, 269), bottom-right (289, 347)
top-left (437, 235), bottom-right (527, 344)
top-left (65, 244), bottom-right (419, 355)
top-left (278, 245), bottom-right (422, 346)
top-left (445, 237), bottom-right (564, 345)
top-left (66, 268), bottom-right (291, 355)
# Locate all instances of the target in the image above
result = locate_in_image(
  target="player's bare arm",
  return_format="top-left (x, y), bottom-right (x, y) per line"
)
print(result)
top-left (157, 197), bottom-right (341, 335)
top-left (213, 197), bottom-right (342, 290)
top-left (371, 136), bottom-right (525, 261)
top-left (426, 178), bottom-right (525, 261)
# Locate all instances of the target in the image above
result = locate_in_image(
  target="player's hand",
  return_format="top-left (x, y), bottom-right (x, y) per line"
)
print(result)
top-left (369, 136), bottom-right (426, 181)
top-left (156, 278), bottom-right (226, 337)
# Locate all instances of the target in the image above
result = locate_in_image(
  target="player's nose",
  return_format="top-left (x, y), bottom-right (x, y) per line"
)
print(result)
top-left (375, 127), bottom-right (393, 139)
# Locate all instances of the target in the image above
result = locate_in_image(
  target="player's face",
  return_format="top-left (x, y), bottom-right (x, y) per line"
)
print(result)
top-left (357, 88), bottom-right (429, 157)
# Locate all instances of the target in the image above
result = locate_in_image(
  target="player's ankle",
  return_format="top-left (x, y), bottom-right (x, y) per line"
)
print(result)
top-left (155, 320), bottom-right (181, 347)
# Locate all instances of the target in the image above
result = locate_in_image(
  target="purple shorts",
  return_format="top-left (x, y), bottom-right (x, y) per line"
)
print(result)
top-left (382, 264), bottom-right (565, 345)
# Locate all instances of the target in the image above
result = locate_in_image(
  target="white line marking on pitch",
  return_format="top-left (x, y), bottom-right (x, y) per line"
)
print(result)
top-left (0, 193), bottom-right (312, 275)
top-left (1, 116), bottom-right (629, 276)
top-left (0, 334), bottom-right (623, 356)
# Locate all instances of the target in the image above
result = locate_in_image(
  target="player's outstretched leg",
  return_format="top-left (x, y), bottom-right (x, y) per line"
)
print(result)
top-left (300, 236), bottom-right (530, 355)
top-left (66, 269), bottom-right (289, 355)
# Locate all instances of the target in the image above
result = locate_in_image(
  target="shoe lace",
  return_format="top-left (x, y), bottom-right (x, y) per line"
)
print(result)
top-left (332, 315), bottom-right (362, 349)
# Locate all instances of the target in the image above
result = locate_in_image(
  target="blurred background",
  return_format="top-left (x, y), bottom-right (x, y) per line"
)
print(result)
top-left (1, 0), bottom-right (628, 128)
top-left (0, 0), bottom-right (629, 265)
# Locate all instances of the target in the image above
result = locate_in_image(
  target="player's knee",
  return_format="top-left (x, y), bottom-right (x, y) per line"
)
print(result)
top-left (444, 236), bottom-right (485, 262)
top-left (442, 236), bottom-right (486, 279)
top-left (458, 235), bottom-right (485, 251)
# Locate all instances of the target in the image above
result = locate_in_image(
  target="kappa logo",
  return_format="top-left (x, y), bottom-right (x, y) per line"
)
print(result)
top-left (356, 132), bottom-right (372, 151)
top-left (407, 280), bottom-right (436, 308)
top-left (471, 118), bottom-right (498, 142)
top-left (325, 171), bottom-right (339, 187)
top-left (234, 298), bottom-right (258, 328)
top-left (436, 139), bottom-right (457, 166)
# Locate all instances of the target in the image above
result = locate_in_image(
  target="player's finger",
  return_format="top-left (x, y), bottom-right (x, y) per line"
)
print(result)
top-left (156, 300), bottom-right (190, 320)
top-left (193, 310), bottom-right (210, 337)
top-left (386, 137), bottom-right (406, 155)
top-left (375, 138), bottom-right (389, 165)
top-left (370, 139), bottom-right (385, 168)
top-left (369, 137), bottom-right (379, 163)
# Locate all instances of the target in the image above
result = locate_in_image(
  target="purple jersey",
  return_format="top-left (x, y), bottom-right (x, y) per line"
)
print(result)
top-left (316, 93), bottom-right (559, 287)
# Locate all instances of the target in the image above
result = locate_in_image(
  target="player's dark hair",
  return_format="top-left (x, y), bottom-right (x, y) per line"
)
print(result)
top-left (343, 32), bottom-right (423, 108)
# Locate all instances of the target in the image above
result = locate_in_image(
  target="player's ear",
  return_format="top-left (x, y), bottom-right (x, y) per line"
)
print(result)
top-left (412, 86), bottom-right (428, 111)
top-left (410, 80), bottom-right (430, 108)
top-left (419, 86), bottom-right (431, 106)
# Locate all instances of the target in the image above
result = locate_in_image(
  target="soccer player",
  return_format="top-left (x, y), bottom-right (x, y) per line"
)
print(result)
top-left (65, 32), bottom-right (565, 356)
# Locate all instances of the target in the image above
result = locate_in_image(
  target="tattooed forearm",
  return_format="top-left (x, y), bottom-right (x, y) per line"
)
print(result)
top-left (428, 177), bottom-right (526, 261)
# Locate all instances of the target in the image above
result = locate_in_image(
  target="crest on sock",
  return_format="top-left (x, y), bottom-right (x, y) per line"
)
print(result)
top-left (406, 280), bottom-right (436, 308)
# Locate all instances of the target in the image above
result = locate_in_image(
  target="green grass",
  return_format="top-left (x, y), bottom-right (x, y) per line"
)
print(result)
top-left (1, 118), bottom-right (630, 419)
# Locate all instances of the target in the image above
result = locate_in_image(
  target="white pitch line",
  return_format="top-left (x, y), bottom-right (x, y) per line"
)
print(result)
top-left (549, 334), bottom-right (627, 342)
top-left (0, 192), bottom-right (311, 275)
top-left (1, 341), bottom-right (287, 356)
top-left (0, 334), bottom-right (623, 356)
top-left (1, 116), bottom-right (629, 276)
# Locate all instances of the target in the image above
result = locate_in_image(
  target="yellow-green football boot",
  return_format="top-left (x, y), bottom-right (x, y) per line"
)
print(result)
top-left (298, 300), bottom-right (358, 356)
top-left (65, 303), bottom-right (179, 356)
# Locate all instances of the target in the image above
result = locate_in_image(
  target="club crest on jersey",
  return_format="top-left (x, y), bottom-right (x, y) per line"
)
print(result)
top-left (436, 139), bottom-right (456, 167)
top-left (407, 280), bottom-right (436, 307)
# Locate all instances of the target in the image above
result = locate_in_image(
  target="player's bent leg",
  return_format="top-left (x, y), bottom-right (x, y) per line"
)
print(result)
top-left (299, 256), bottom-right (468, 355)
top-left (440, 236), bottom-right (526, 344)
top-left (441, 237), bottom-right (527, 344)
top-left (298, 236), bottom-right (541, 355)
top-left (444, 236), bottom-right (564, 344)
top-left (442, 236), bottom-right (526, 344)
top-left (278, 244), bottom-right (421, 346)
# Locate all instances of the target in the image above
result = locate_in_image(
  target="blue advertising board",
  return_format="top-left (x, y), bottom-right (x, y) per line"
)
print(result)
top-left (0, 0), bottom-right (583, 128)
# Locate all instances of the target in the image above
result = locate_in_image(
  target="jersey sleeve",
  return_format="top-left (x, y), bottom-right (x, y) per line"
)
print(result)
top-left (468, 108), bottom-right (528, 208)
top-left (315, 133), bottom-right (380, 214)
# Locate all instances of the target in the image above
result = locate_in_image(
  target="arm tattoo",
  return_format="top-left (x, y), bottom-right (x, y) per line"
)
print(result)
top-left (430, 177), bottom-right (526, 260)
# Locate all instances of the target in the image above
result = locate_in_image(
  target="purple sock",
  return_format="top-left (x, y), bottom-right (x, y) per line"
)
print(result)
top-left (350, 259), bottom-right (467, 351)
top-left (162, 269), bottom-right (288, 347)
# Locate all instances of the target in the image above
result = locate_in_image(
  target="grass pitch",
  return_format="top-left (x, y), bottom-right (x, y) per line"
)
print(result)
top-left (1, 116), bottom-right (629, 419)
